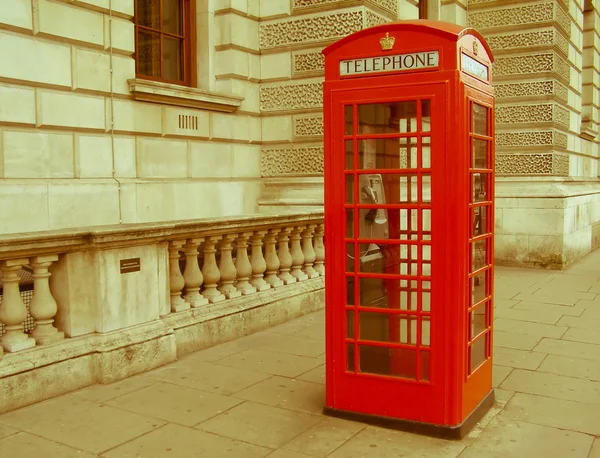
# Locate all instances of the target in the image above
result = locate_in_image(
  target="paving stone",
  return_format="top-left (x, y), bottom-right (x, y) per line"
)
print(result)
top-left (590, 438), bottom-right (600, 458)
top-left (512, 291), bottom-right (595, 306)
top-left (187, 333), bottom-right (266, 362)
top-left (562, 327), bottom-right (600, 345)
top-left (70, 374), bottom-right (158, 403)
top-left (500, 392), bottom-right (600, 436)
top-left (494, 286), bottom-right (540, 300)
top-left (578, 301), bottom-right (600, 319)
top-left (105, 382), bottom-right (243, 427)
top-left (493, 330), bottom-right (541, 350)
top-left (557, 315), bottom-right (600, 330)
top-left (534, 338), bottom-right (600, 361)
top-left (0, 395), bottom-right (163, 454)
top-left (283, 417), bottom-right (365, 458)
top-left (296, 365), bottom-right (325, 385)
top-left (216, 348), bottom-right (322, 378)
top-left (537, 354), bottom-right (600, 381)
top-left (103, 423), bottom-right (271, 458)
top-left (494, 307), bottom-right (564, 324)
top-left (459, 416), bottom-right (593, 458)
top-left (512, 301), bottom-right (586, 317)
top-left (0, 423), bottom-right (18, 440)
top-left (144, 359), bottom-right (270, 395)
top-left (0, 432), bottom-right (96, 458)
top-left (493, 298), bottom-right (519, 309)
top-left (492, 347), bottom-right (546, 370)
top-left (500, 369), bottom-right (600, 405)
top-left (493, 388), bottom-right (515, 406)
top-left (249, 331), bottom-right (325, 357)
top-left (233, 375), bottom-right (325, 415)
top-left (493, 318), bottom-right (567, 339)
top-left (492, 366), bottom-right (512, 387)
top-left (197, 401), bottom-right (322, 449)
top-left (267, 450), bottom-right (314, 458)
top-left (325, 425), bottom-right (466, 458)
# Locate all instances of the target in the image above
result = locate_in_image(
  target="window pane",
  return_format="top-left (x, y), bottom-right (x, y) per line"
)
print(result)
top-left (421, 316), bottom-right (430, 346)
top-left (422, 136), bottom-right (431, 168)
top-left (163, 0), bottom-right (183, 35)
top-left (346, 244), bottom-right (355, 273)
top-left (346, 174), bottom-right (354, 204)
top-left (471, 238), bottom-right (488, 272)
top-left (345, 140), bottom-right (353, 169)
top-left (358, 101), bottom-right (417, 135)
top-left (347, 310), bottom-right (355, 338)
top-left (472, 173), bottom-right (489, 203)
top-left (345, 105), bottom-right (353, 135)
top-left (471, 270), bottom-right (489, 305)
top-left (471, 301), bottom-right (487, 340)
top-left (358, 138), bottom-right (418, 170)
top-left (137, 0), bottom-right (160, 29)
top-left (472, 205), bottom-right (489, 237)
top-left (472, 138), bottom-right (488, 169)
top-left (347, 343), bottom-right (355, 371)
top-left (137, 30), bottom-right (161, 77)
top-left (472, 103), bottom-right (488, 136)
top-left (163, 36), bottom-right (183, 81)
top-left (358, 278), bottom-right (419, 310)
top-left (346, 275), bottom-right (355, 305)
top-left (358, 243), bottom-right (419, 276)
top-left (359, 312), bottom-right (416, 344)
top-left (421, 100), bottom-right (431, 132)
top-left (359, 345), bottom-right (417, 379)
top-left (420, 351), bottom-right (430, 381)
top-left (470, 334), bottom-right (488, 373)
top-left (346, 209), bottom-right (354, 238)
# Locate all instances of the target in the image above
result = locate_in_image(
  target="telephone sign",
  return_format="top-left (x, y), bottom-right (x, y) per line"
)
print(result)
top-left (323, 20), bottom-right (495, 439)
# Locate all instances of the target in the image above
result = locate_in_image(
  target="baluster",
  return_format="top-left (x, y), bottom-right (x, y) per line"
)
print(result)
top-left (264, 228), bottom-right (283, 288)
top-left (250, 230), bottom-right (271, 292)
top-left (29, 255), bottom-right (64, 345)
top-left (169, 241), bottom-right (190, 312)
top-left (313, 223), bottom-right (325, 276)
top-left (183, 238), bottom-right (208, 307)
top-left (0, 259), bottom-right (36, 352)
top-left (277, 227), bottom-right (296, 285)
top-left (302, 224), bottom-right (319, 279)
top-left (235, 232), bottom-right (257, 295)
top-left (201, 235), bottom-right (226, 303)
top-left (218, 234), bottom-right (242, 299)
top-left (290, 226), bottom-right (308, 281)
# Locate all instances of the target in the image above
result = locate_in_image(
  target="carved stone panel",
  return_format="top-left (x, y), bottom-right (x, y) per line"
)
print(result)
top-left (294, 115), bottom-right (324, 138)
top-left (496, 130), bottom-right (567, 148)
top-left (261, 146), bottom-right (324, 176)
top-left (495, 152), bottom-right (569, 176)
top-left (495, 103), bottom-right (570, 128)
top-left (293, 50), bottom-right (325, 76)
top-left (486, 29), bottom-right (568, 56)
top-left (494, 52), bottom-right (570, 81)
top-left (292, 0), bottom-right (397, 16)
top-left (494, 80), bottom-right (568, 103)
top-left (260, 81), bottom-right (323, 112)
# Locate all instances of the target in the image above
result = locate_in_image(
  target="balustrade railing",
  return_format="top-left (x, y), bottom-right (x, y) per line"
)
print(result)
top-left (0, 213), bottom-right (325, 360)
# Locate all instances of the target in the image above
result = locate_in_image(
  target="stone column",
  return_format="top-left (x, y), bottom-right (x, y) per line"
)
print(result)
top-left (0, 259), bottom-right (36, 352)
top-left (218, 234), bottom-right (242, 299)
top-left (235, 232), bottom-right (257, 295)
top-left (290, 226), bottom-right (308, 281)
top-left (277, 227), bottom-right (296, 285)
top-left (169, 241), bottom-right (190, 312)
top-left (183, 238), bottom-right (209, 307)
top-left (313, 223), bottom-right (325, 276)
top-left (250, 230), bottom-right (271, 292)
top-left (264, 228), bottom-right (283, 288)
top-left (29, 255), bottom-right (65, 345)
top-left (201, 235), bottom-right (226, 303)
top-left (301, 224), bottom-right (319, 279)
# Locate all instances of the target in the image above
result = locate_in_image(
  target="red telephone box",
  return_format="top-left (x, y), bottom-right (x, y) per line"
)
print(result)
top-left (323, 20), bottom-right (495, 438)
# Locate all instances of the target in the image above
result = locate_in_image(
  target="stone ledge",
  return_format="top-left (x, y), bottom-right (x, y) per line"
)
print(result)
top-left (128, 79), bottom-right (244, 113)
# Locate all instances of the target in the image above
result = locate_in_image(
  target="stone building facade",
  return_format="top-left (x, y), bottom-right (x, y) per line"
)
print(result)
top-left (0, 0), bottom-right (599, 268)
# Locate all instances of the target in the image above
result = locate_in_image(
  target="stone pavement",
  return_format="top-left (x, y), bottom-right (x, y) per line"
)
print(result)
top-left (1, 252), bottom-right (600, 457)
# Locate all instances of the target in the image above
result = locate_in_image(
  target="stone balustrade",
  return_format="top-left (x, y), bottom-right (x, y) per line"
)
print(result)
top-left (0, 212), bottom-right (325, 363)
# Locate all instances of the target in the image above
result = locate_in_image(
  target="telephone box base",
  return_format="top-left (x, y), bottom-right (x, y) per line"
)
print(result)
top-left (323, 390), bottom-right (495, 440)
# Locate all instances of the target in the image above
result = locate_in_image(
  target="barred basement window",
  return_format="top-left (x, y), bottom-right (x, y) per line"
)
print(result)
top-left (134, 0), bottom-right (196, 86)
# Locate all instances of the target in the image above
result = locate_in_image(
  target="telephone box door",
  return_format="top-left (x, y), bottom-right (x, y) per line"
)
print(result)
top-left (328, 81), bottom-right (448, 424)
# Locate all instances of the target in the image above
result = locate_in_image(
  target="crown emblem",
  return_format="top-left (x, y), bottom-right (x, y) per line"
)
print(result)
top-left (380, 32), bottom-right (395, 51)
top-left (472, 40), bottom-right (479, 55)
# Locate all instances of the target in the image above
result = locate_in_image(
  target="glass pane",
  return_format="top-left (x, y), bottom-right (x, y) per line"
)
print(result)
top-left (347, 310), bottom-right (355, 338)
top-left (473, 103), bottom-right (488, 136)
top-left (346, 275), bottom-right (355, 305)
top-left (398, 208), bottom-right (418, 241)
top-left (421, 317), bottom-right (430, 346)
top-left (346, 244), bottom-right (354, 272)
top-left (471, 302), bottom-right (487, 340)
top-left (359, 312), bottom-right (408, 343)
top-left (137, 30), bottom-right (161, 77)
top-left (163, 37), bottom-right (183, 81)
top-left (163, 0), bottom-right (183, 34)
top-left (346, 209), bottom-right (354, 238)
top-left (471, 270), bottom-right (489, 305)
top-left (358, 101), bottom-right (417, 135)
top-left (423, 209), bottom-right (431, 241)
top-left (358, 208), bottom-right (389, 239)
top-left (345, 140), bottom-right (353, 169)
top-left (359, 345), bottom-right (416, 379)
top-left (420, 351), bottom-right (430, 381)
top-left (345, 105), bottom-right (353, 135)
top-left (137, 0), bottom-right (160, 29)
top-left (355, 173), bottom-right (420, 205)
top-left (422, 174), bottom-right (431, 203)
top-left (422, 291), bottom-right (431, 312)
top-left (399, 137), bottom-right (418, 169)
top-left (422, 136), bottom-right (431, 168)
top-left (347, 343), bottom-right (355, 371)
top-left (470, 334), bottom-right (488, 373)
top-left (346, 174), bottom-right (354, 203)
top-left (471, 238), bottom-right (488, 272)
top-left (358, 278), bottom-right (419, 311)
top-left (421, 100), bottom-right (431, 132)
top-left (472, 173), bottom-right (489, 203)
top-left (472, 205), bottom-right (489, 237)
top-left (358, 244), bottom-right (418, 276)
top-left (472, 138), bottom-right (488, 169)
top-left (358, 138), bottom-right (417, 170)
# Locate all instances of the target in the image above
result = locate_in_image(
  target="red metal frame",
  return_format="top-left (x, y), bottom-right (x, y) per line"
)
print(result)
top-left (323, 20), bottom-right (495, 428)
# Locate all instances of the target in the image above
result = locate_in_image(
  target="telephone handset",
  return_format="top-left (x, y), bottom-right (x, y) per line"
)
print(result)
top-left (359, 174), bottom-right (388, 229)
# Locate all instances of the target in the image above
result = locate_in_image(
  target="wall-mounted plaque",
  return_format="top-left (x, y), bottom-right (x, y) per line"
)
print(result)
top-left (120, 258), bottom-right (141, 274)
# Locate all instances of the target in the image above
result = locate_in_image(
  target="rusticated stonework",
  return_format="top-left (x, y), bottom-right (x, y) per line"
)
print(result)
top-left (495, 103), bottom-right (570, 128)
top-left (553, 105), bottom-right (570, 128)
top-left (496, 131), bottom-right (562, 148)
top-left (468, 3), bottom-right (554, 29)
top-left (261, 146), bottom-right (324, 176)
top-left (292, 0), bottom-right (397, 15)
top-left (365, 10), bottom-right (389, 28)
top-left (294, 115), bottom-right (324, 138)
top-left (554, 5), bottom-right (571, 36)
top-left (293, 50), bottom-right (325, 75)
top-left (553, 131), bottom-right (568, 149)
top-left (260, 11), bottom-right (363, 49)
top-left (260, 82), bottom-right (323, 112)
top-left (486, 29), bottom-right (568, 56)
top-left (494, 53), bottom-right (570, 81)
top-left (496, 153), bottom-right (568, 175)
top-left (494, 81), bottom-right (568, 103)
